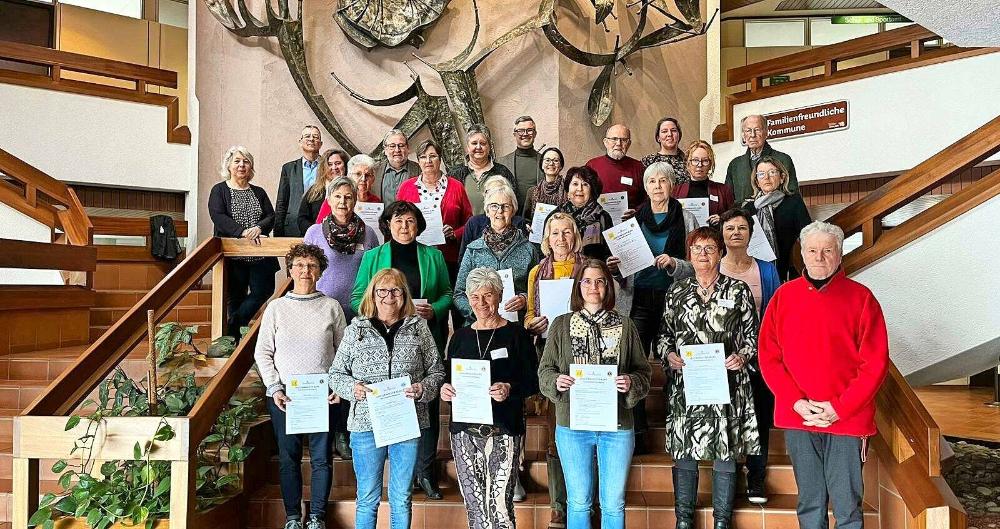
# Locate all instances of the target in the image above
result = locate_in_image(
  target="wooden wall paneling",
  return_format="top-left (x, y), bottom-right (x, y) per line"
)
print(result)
top-left (0, 285), bottom-right (94, 310)
top-left (0, 238), bottom-right (96, 271)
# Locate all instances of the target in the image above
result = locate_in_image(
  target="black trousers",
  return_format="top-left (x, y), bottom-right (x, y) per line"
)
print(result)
top-left (225, 259), bottom-right (276, 338)
top-left (628, 288), bottom-right (668, 435)
top-left (746, 371), bottom-right (775, 480)
top-left (415, 398), bottom-right (440, 481)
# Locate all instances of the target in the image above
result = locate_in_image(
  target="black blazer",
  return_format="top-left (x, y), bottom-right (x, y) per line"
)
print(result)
top-left (208, 181), bottom-right (276, 237)
top-left (274, 159), bottom-right (306, 237)
top-left (297, 194), bottom-right (324, 234)
top-left (742, 193), bottom-right (812, 282)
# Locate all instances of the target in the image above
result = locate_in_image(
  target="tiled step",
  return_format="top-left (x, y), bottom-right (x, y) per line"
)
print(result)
top-left (90, 321), bottom-right (212, 342)
top-left (93, 289), bottom-right (212, 310)
top-left (0, 380), bottom-right (48, 409)
top-left (246, 486), bottom-right (879, 529)
top-left (90, 305), bottom-right (211, 327)
top-left (0, 339), bottom-right (217, 381)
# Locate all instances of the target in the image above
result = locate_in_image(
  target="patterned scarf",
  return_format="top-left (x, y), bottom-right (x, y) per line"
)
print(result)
top-left (753, 190), bottom-right (785, 258)
top-left (483, 225), bottom-right (518, 255)
top-left (534, 175), bottom-right (567, 206)
top-left (531, 252), bottom-right (582, 318)
top-left (322, 211), bottom-right (366, 255)
top-left (559, 199), bottom-right (605, 231)
top-left (569, 309), bottom-right (624, 365)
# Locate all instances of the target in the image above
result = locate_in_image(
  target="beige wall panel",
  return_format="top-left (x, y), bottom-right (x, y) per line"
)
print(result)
top-left (194, 0), bottom-right (708, 241)
top-left (57, 4), bottom-right (150, 89)
top-left (160, 24), bottom-right (189, 124)
top-left (746, 46), bottom-right (815, 81)
top-left (839, 50), bottom-right (890, 71)
top-left (721, 20), bottom-right (744, 48)
top-left (721, 47), bottom-right (748, 95)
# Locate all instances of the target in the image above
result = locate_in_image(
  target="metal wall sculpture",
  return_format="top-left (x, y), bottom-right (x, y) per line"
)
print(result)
top-left (335, 0), bottom-right (450, 50)
top-left (203, 0), bottom-right (714, 165)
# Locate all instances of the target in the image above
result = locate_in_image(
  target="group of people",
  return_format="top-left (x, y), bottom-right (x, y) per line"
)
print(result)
top-left (209, 114), bottom-right (889, 529)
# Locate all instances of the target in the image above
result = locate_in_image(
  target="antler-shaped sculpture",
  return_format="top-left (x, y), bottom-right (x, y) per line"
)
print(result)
top-left (204, 0), bottom-right (362, 154)
top-left (543, 0), bottom-right (717, 125)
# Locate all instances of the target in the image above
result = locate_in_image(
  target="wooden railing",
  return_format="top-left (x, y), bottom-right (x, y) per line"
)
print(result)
top-left (0, 147), bottom-right (95, 285)
top-left (0, 41), bottom-right (190, 145)
top-left (713, 25), bottom-right (996, 143)
top-left (13, 237), bottom-right (301, 529)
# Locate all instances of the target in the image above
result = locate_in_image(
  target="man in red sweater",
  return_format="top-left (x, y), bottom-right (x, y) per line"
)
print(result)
top-left (586, 124), bottom-right (648, 216)
top-left (759, 220), bottom-right (889, 529)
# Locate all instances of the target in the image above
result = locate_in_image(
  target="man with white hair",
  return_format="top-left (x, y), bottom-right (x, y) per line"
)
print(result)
top-left (372, 129), bottom-right (420, 205)
top-left (586, 123), bottom-right (647, 211)
top-left (275, 125), bottom-right (323, 237)
top-left (725, 115), bottom-right (799, 203)
top-left (758, 221), bottom-right (889, 529)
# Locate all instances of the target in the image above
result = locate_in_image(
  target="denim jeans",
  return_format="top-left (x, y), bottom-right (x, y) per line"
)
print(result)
top-left (351, 430), bottom-right (419, 529)
top-left (555, 426), bottom-right (634, 529)
top-left (267, 399), bottom-right (334, 520)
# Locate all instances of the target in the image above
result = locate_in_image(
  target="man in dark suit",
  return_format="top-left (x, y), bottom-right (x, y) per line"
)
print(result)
top-left (274, 125), bottom-right (323, 237)
top-left (371, 129), bottom-right (420, 205)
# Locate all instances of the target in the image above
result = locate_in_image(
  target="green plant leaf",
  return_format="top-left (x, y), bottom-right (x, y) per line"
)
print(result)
top-left (39, 493), bottom-right (56, 507)
top-left (101, 461), bottom-right (117, 477)
top-left (28, 506), bottom-right (51, 526)
top-left (134, 441), bottom-right (143, 460)
top-left (215, 474), bottom-right (239, 488)
top-left (54, 494), bottom-right (77, 515)
top-left (153, 424), bottom-right (175, 442)
top-left (65, 415), bottom-right (81, 431)
top-left (51, 460), bottom-right (67, 473)
top-left (58, 471), bottom-right (73, 489)
top-left (154, 477), bottom-right (172, 498)
top-left (43, 520), bottom-right (54, 529)
top-left (202, 433), bottom-right (224, 444)
top-left (86, 508), bottom-right (101, 526)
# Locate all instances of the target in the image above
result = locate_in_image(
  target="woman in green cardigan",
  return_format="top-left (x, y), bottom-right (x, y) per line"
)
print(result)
top-left (350, 200), bottom-right (452, 500)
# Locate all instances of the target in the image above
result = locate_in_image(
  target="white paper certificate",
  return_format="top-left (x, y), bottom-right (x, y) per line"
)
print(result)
top-left (539, 278), bottom-right (574, 338)
top-left (497, 268), bottom-right (519, 322)
top-left (529, 203), bottom-right (559, 244)
top-left (598, 192), bottom-right (629, 226)
top-left (678, 198), bottom-right (710, 226)
top-left (602, 218), bottom-right (655, 277)
top-left (747, 220), bottom-right (777, 262)
top-left (366, 375), bottom-right (421, 447)
top-left (415, 202), bottom-right (446, 246)
top-left (680, 343), bottom-right (731, 406)
top-left (451, 359), bottom-right (493, 425)
top-left (569, 364), bottom-right (618, 431)
top-left (355, 202), bottom-right (385, 244)
top-left (285, 373), bottom-right (330, 435)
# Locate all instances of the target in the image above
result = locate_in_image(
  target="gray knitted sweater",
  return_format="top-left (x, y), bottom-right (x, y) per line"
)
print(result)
top-left (329, 315), bottom-right (445, 432)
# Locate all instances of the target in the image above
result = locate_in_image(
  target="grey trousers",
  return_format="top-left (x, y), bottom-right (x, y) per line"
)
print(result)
top-left (785, 430), bottom-right (865, 529)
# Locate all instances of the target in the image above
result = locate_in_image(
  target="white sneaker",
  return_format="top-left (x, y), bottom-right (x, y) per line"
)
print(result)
top-left (283, 520), bottom-right (303, 529)
top-left (305, 517), bottom-right (325, 529)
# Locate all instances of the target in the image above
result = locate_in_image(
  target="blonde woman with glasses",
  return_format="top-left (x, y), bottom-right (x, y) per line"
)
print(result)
top-left (672, 140), bottom-right (735, 226)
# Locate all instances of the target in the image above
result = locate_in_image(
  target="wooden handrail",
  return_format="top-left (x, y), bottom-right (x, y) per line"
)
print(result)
top-left (0, 42), bottom-right (191, 144)
top-left (0, 41), bottom-right (177, 88)
top-left (712, 26), bottom-right (995, 143)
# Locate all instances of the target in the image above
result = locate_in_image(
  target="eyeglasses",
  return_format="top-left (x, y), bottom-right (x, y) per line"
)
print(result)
top-left (688, 158), bottom-right (711, 167)
top-left (690, 245), bottom-right (719, 255)
top-left (514, 128), bottom-right (536, 136)
top-left (375, 288), bottom-right (404, 299)
top-left (605, 137), bottom-right (631, 144)
top-left (580, 277), bottom-right (608, 287)
top-left (385, 143), bottom-right (407, 151)
top-left (755, 170), bottom-right (781, 178)
top-left (743, 128), bottom-right (763, 137)
top-left (291, 262), bottom-right (320, 270)
top-left (417, 154), bottom-right (440, 161)
top-left (486, 203), bottom-right (515, 213)
top-left (301, 134), bottom-right (321, 140)
top-left (542, 158), bottom-right (561, 165)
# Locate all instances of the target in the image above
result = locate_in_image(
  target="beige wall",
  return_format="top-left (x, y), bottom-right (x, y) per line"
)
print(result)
top-left (57, 4), bottom-right (189, 123)
top-left (194, 0), bottom-right (708, 241)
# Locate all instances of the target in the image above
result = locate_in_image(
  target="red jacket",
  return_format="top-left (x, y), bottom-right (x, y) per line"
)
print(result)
top-left (758, 271), bottom-right (889, 437)
top-left (673, 180), bottom-right (735, 217)
top-left (585, 155), bottom-right (648, 208)
top-left (396, 177), bottom-right (473, 264)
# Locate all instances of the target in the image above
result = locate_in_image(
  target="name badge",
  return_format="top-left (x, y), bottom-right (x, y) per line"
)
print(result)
top-left (710, 194), bottom-right (719, 202)
top-left (490, 348), bottom-right (509, 360)
top-left (718, 298), bottom-right (736, 309)
top-left (620, 176), bottom-right (633, 186)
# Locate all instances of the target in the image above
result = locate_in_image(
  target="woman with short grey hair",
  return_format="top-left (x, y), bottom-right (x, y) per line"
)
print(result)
top-left (447, 124), bottom-right (517, 215)
top-left (440, 267), bottom-right (539, 529)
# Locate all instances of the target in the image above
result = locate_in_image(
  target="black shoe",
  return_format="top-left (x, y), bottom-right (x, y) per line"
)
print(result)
top-left (513, 472), bottom-right (527, 502)
top-left (335, 432), bottom-right (352, 460)
top-left (672, 466), bottom-right (699, 529)
top-left (416, 476), bottom-right (443, 500)
top-left (712, 470), bottom-right (736, 529)
top-left (633, 433), bottom-right (649, 455)
top-left (746, 475), bottom-right (767, 505)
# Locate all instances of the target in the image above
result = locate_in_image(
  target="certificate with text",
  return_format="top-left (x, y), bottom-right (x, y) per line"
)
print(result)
top-left (415, 202), bottom-right (446, 246)
top-left (451, 359), bottom-right (493, 425)
top-left (367, 376), bottom-right (421, 447)
top-left (680, 343), bottom-right (731, 406)
top-left (746, 224), bottom-right (777, 262)
top-left (497, 268), bottom-right (519, 322)
top-left (569, 364), bottom-right (618, 431)
top-left (529, 203), bottom-right (558, 244)
top-left (598, 192), bottom-right (628, 226)
top-left (678, 198), bottom-right (709, 226)
top-left (603, 218), bottom-right (655, 277)
top-left (539, 278), bottom-right (574, 338)
top-left (285, 373), bottom-right (330, 435)
top-left (355, 202), bottom-right (385, 244)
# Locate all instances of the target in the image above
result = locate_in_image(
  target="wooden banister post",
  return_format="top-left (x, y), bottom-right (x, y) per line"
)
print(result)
top-left (862, 217), bottom-right (883, 248)
top-left (24, 184), bottom-right (36, 207)
top-left (911, 39), bottom-right (923, 59)
top-left (825, 59), bottom-right (837, 77)
top-left (750, 77), bottom-right (760, 92)
top-left (50, 65), bottom-right (61, 82)
top-left (169, 459), bottom-right (196, 529)
top-left (211, 259), bottom-right (226, 340)
top-left (12, 457), bottom-right (39, 529)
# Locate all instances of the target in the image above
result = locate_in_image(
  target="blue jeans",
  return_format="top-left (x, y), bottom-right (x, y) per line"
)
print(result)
top-left (351, 430), bottom-right (419, 529)
top-left (267, 399), bottom-right (333, 520)
top-left (555, 425), bottom-right (634, 529)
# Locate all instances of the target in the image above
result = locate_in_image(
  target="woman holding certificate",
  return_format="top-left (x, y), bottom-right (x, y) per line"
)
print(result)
top-left (556, 166), bottom-right (614, 260)
top-left (454, 183), bottom-right (539, 324)
top-left (350, 200), bottom-right (453, 500)
top-left (440, 267), bottom-right (539, 529)
top-left (738, 157), bottom-right (811, 281)
top-left (672, 141), bottom-right (735, 226)
top-left (254, 243), bottom-right (347, 529)
top-left (523, 147), bottom-right (569, 226)
top-left (330, 268), bottom-right (445, 529)
top-left (538, 259), bottom-right (651, 529)
top-left (658, 227), bottom-right (760, 529)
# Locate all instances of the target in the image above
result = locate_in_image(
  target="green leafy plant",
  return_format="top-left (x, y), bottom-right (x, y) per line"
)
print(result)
top-left (30, 323), bottom-right (262, 528)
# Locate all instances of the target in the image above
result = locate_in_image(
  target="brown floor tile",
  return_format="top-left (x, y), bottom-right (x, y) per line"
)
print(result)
top-left (514, 504), bottom-right (536, 529)
top-left (8, 360), bottom-right (48, 380)
top-left (625, 505), bottom-right (649, 529)
top-left (642, 463), bottom-right (671, 492)
top-left (423, 503), bottom-right (468, 529)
